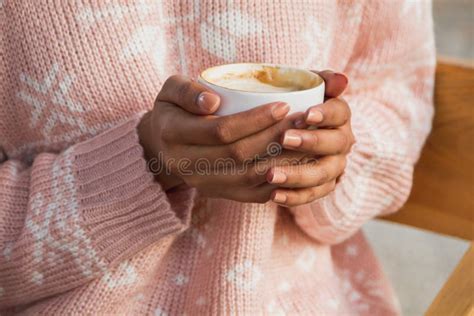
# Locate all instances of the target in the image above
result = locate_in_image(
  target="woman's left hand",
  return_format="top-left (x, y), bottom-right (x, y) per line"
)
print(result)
top-left (267, 71), bottom-right (355, 207)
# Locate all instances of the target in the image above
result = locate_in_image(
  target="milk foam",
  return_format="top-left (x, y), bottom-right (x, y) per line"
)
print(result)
top-left (211, 76), bottom-right (299, 93)
top-left (202, 65), bottom-right (321, 93)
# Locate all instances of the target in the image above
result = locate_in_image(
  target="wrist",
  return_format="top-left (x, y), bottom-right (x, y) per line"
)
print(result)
top-left (138, 111), bottom-right (184, 191)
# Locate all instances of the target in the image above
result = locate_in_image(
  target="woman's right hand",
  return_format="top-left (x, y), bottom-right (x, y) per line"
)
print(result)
top-left (138, 75), bottom-right (299, 203)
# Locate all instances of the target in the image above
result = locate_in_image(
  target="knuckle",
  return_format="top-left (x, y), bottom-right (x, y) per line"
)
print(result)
top-left (176, 80), bottom-right (193, 99)
top-left (252, 108), bottom-right (272, 125)
top-left (307, 133), bottom-right (319, 150)
top-left (160, 124), bottom-right (174, 143)
top-left (318, 168), bottom-right (330, 185)
top-left (342, 131), bottom-right (356, 153)
top-left (214, 120), bottom-right (233, 144)
top-left (306, 189), bottom-right (316, 202)
top-left (162, 75), bottom-right (182, 92)
top-left (337, 133), bottom-right (349, 154)
top-left (325, 110), bottom-right (334, 124)
top-left (228, 143), bottom-right (248, 164)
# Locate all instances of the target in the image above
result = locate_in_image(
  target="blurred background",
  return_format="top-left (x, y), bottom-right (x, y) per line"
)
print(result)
top-left (432, 0), bottom-right (473, 59)
top-left (363, 1), bottom-right (473, 315)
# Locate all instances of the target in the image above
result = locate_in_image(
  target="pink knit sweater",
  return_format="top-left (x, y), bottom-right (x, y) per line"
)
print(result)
top-left (0, 1), bottom-right (435, 315)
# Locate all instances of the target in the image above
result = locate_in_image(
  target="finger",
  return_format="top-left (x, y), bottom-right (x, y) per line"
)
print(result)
top-left (209, 101), bottom-right (291, 144)
top-left (313, 70), bottom-right (348, 98)
top-left (271, 180), bottom-right (337, 207)
top-left (267, 155), bottom-right (346, 188)
top-left (255, 149), bottom-right (308, 167)
top-left (180, 162), bottom-right (269, 189)
top-left (161, 101), bottom-right (290, 145)
top-left (167, 130), bottom-right (307, 177)
top-left (304, 98), bottom-right (351, 127)
top-left (165, 143), bottom-right (300, 180)
top-left (196, 181), bottom-right (276, 203)
top-left (225, 183), bottom-right (275, 203)
top-left (281, 127), bottom-right (353, 155)
top-left (194, 112), bottom-right (300, 163)
top-left (157, 75), bottom-right (221, 115)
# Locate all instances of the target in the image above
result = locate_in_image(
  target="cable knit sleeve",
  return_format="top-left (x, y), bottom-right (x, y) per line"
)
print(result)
top-left (289, 1), bottom-right (436, 244)
top-left (0, 114), bottom-right (195, 308)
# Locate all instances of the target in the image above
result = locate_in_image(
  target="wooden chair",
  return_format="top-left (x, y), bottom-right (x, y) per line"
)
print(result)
top-left (382, 59), bottom-right (474, 315)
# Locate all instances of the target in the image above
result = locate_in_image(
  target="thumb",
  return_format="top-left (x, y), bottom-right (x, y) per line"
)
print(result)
top-left (158, 75), bottom-right (221, 115)
top-left (312, 70), bottom-right (349, 98)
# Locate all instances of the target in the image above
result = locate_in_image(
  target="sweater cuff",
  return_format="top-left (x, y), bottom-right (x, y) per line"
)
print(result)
top-left (72, 114), bottom-right (195, 264)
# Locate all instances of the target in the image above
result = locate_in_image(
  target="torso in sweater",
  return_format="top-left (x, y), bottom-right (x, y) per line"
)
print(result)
top-left (1, 0), bottom-right (436, 315)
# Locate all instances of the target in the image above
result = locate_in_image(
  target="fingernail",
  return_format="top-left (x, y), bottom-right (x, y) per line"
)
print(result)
top-left (273, 192), bottom-right (287, 203)
top-left (271, 102), bottom-right (290, 120)
top-left (283, 131), bottom-right (302, 148)
top-left (198, 92), bottom-right (220, 112)
top-left (294, 118), bottom-right (306, 128)
top-left (269, 170), bottom-right (287, 184)
top-left (306, 109), bottom-right (323, 124)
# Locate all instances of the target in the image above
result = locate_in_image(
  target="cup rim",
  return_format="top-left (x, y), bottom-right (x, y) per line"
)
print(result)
top-left (198, 63), bottom-right (324, 95)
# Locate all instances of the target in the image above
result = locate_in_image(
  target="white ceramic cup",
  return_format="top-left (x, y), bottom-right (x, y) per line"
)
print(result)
top-left (198, 63), bottom-right (325, 116)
